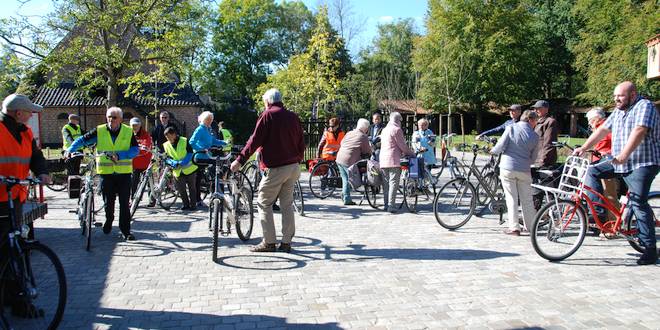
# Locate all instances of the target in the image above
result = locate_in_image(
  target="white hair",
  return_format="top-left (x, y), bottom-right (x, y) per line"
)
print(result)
top-left (356, 118), bottom-right (370, 131)
top-left (586, 107), bottom-right (606, 121)
top-left (198, 111), bottom-right (214, 124)
top-left (417, 118), bottom-right (429, 126)
top-left (106, 107), bottom-right (123, 117)
top-left (389, 111), bottom-right (402, 123)
top-left (262, 88), bottom-right (282, 104)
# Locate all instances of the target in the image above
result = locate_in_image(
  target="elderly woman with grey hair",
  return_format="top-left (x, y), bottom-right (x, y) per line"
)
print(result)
top-left (336, 118), bottom-right (373, 205)
top-left (379, 112), bottom-right (415, 213)
top-left (490, 110), bottom-right (539, 235)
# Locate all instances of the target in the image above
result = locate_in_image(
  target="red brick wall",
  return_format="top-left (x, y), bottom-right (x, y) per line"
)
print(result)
top-left (39, 106), bottom-right (202, 147)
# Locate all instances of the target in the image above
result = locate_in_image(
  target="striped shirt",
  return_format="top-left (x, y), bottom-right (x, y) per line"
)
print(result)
top-left (604, 96), bottom-right (660, 173)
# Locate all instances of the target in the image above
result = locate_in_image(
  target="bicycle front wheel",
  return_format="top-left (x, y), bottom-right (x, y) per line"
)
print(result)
top-left (433, 178), bottom-right (476, 230)
top-left (93, 174), bottom-right (104, 214)
top-left (211, 198), bottom-right (222, 261)
top-left (626, 193), bottom-right (660, 254)
top-left (293, 181), bottom-right (305, 216)
top-left (45, 172), bottom-right (67, 192)
top-left (364, 183), bottom-right (381, 210)
top-left (235, 187), bottom-right (254, 241)
top-left (243, 164), bottom-right (260, 197)
top-left (130, 173), bottom-right (149, 218)
top-left (531, 199), bottom-right (587, 261)
top-left (158, 175), bottom-right (179, 210)
top-left (85, 191), bottom-right (94, 251)
top-left (0, 242), bottom-right (67, 330)
top-left (476, 171), bottom-right (500, 205)
top-left (309, 162), bottom-right (338, 199)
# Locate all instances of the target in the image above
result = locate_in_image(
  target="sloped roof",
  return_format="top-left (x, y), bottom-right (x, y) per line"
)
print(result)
top-left (33, 82), bottom-right (201, 108)
top-left (378, 100), bottom-right (430, 115)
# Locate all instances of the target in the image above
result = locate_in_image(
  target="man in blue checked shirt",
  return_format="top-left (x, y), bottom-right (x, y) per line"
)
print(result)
top-left (575, 81), bottom-right (660, 265)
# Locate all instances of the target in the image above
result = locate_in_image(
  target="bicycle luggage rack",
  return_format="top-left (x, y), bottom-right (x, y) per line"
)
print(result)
top-left (531, 156), bottom-right (590, 203)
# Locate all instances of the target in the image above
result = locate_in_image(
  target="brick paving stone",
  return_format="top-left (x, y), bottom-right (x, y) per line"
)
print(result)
top-left (28, 169), bottom-right (660, 329)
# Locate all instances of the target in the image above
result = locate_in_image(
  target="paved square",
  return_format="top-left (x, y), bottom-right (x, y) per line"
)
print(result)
top-left (34, 168), bottom-right (660, 329)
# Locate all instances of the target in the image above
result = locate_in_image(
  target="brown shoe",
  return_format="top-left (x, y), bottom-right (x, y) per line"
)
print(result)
top-left (503, 229), bottom-right (520, 236)
top-left (250, 242), bottom-right (276, 252)
top-left (278, 242), bottom-right (292, 253)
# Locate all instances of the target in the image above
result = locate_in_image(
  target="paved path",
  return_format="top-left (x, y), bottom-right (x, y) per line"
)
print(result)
top-left (33, 165), bottom-right (660, 330)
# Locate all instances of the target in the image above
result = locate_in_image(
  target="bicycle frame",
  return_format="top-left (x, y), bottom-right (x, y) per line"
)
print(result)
top-left (569, 185), bottom-right (633, 236)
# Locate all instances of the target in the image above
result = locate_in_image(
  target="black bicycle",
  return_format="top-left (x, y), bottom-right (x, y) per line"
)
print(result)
top-left (0, 176), bottom-right (67, 330)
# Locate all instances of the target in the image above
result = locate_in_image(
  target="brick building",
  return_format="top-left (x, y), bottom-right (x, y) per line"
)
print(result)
top-left (33, 82), bottom-right (203, 147)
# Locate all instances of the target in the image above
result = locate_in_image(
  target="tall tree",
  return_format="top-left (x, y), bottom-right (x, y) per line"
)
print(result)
top-left (571, 0), bottom-right (659, 104)
top-left (414, 0), bottom-right (541, 126)
top-left (255, 6), bottom-right (352, 118)
top-left (0, 0), bottom-right (207, 107)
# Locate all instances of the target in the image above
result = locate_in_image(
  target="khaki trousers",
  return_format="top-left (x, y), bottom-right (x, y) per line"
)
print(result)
top-left (257, 163), bottom-right (300, 244)
top-left (499, 169), bottom-right (536, 231)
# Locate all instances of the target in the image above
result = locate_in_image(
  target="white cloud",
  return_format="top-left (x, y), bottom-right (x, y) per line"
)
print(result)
top-left (378, 16), bottom-right (394, 24)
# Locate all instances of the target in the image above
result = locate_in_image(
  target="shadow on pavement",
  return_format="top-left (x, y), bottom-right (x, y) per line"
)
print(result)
top-left (90, 308), bottom-right (343, 329)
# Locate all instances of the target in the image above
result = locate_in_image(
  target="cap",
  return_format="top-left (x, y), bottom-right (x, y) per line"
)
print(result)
top-left (129, 117), bottom-right (141, 125)
top-left (508, 104), bottom-right (523, 112)
top-left (2, 94), bottom-right (43, 113)
top-left (531, 100), bottom-right (549, 109)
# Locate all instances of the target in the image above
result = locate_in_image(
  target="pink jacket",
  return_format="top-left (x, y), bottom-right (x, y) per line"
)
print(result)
top-left (379, 119), bottom-right (414, 168)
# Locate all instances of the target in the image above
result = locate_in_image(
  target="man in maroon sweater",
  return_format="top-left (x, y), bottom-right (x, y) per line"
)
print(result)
top-left (231, 88), bottom-right (305, 253)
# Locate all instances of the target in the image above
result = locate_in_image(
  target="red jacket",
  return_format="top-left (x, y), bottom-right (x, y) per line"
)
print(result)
top-left (133, 128), bottom-right (153, 170)
top-left (592, 120), bottom-right (612, 162)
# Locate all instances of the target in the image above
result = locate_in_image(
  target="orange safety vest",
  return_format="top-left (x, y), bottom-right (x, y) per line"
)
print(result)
top-left (0, 122), bottom-right (33, 202)
top-left (321, 130), bottom-right (345, 161)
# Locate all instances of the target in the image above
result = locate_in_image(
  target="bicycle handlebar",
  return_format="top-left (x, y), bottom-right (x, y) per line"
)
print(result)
top-left (0, 176), bottom-right (41, 186)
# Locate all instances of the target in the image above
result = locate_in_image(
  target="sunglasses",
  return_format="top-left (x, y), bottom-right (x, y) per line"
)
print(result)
top-left (107, 116), bottom-right (118, 119)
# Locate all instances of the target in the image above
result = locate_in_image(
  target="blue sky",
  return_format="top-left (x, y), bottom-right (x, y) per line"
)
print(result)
top-left (2, 0), bottom-right (428, 55)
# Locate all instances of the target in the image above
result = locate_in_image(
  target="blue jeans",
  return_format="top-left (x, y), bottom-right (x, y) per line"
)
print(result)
top-left (337, 163), bottom-right (352, 203)
top-left (588, 162), bottom-right (658, 249)
top-left (585, 158), bottom-right (617, 219)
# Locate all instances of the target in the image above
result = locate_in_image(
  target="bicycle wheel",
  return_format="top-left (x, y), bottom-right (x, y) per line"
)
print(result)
top-left (158, 174), bottom-right (179, 210)
top-left (84, 191), bottom-right (94, 251)
top-left (433, 178), bottom-right (477, 230)
top-left (293, 180), bottom-right (305, 216)
top-left (308, 162), bottom-right (338, 199)
top-left (130, 172), bottom-right (149, 218)
top-left (476, 171), bottom-right (499, 205)
top-left (243, 164), bottom-right (260, 197)
top-left (531, 199), bottom-right (587, 261)
top-left (0, 241), bottom-right (67, 330)
top-left (235, 187), bottom-right (254, 241)
top-left (626, 193), bottom-right (660, 254)
top-left (211, 198), bottom-right (222, 261)
top-left (364, 183), bottom-right (382, 210)
top-left (92, 174), bottom-right (104, 214)
top-left (402, 178), bottom-right (418, 213)
top-left (45, 172), bottom-right (67, 192)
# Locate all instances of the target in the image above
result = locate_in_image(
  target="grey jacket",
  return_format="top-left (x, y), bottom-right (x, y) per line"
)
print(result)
top-left (491, 122), bottom-right (539, 173)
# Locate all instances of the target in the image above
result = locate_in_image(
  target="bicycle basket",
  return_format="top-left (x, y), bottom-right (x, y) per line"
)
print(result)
top-left (557, 156), bottom-right (590, 194)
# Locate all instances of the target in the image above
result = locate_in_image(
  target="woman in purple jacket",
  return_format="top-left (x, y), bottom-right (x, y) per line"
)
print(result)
top-left (379, 112), bottom-right (415, 213)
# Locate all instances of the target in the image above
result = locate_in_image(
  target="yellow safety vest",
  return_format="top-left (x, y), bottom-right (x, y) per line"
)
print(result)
top-left (221, 128), bottom-right (233, 152)
top-left (62, 123), bottom-right (82, 149)
top-left (96, 124), bottom-right (133, 174)
top-left (164, 137), bottom-right (198, 177)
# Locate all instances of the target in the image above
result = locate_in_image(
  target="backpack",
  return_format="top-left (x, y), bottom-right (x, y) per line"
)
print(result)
top-left (366, 159), bottom-right (383, 187)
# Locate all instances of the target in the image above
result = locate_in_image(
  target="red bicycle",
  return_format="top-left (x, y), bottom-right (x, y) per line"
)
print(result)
top-left (531, 156), bottom-right (659, 261)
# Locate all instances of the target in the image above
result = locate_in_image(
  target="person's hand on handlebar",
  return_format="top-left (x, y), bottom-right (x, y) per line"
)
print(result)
top-left (572, 147), bottom-right (585, 157)
top-left (230, 159), bottom-right (241, 173)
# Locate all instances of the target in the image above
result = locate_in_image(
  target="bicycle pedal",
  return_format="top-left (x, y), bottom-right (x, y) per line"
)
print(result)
top-left (94, 222), bottom-right (103, 227)
top-left (221, 231), bottom-right (230, 237)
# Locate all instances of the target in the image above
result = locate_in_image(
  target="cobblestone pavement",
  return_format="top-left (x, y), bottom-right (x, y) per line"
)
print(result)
top-left (32, 163), bottom-right (660, 330)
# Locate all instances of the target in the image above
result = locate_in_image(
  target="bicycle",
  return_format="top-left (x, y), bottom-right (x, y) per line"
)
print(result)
top-left (530, 156), bottom-right (660, 261)
top-left (433, 143), bottom-right (507, 230)
top-left (69, 151), bottom-right (104, 251)
top-left (308, 156), bottom-right (341, 199)
top-left (346, 159), bottom-right (382, 210)
top-left (129, 148), bottom-right (171, 218)
top-left (194, 147), bottom-right (254, 261)
top-left (43, 158), bottom-right (68, 192)
top-left (434, 133), bottom-right (466, 180)
top-left (399, 150), bottom-right (439, 213)
top-left (473, 136), bottom-right (503, 206)
top-left (0, 176), bottom-right (67, 329)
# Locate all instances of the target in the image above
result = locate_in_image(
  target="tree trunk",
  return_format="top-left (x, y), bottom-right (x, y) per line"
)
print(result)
top-left (107, 76), bottom-right (119, 108)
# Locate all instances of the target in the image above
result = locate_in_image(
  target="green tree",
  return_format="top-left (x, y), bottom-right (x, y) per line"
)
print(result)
top-left (358, 19), bottom-right (419, 102)
top-left (0, 0), bottom-right (206, 107)
top-left (571, 0), bottom-right (659, 104)
top-left (414, 0), bottom-right (541, 130)
top-left (255, 6), bottom-right (352, 118)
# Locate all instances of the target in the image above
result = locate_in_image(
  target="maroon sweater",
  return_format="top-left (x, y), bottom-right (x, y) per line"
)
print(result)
top-left (236, 103), bottom-right (305, 168)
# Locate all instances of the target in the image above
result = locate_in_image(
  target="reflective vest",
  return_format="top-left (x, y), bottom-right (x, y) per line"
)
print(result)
top-left (96, 124), bottom-right (133, 174)
top-left (62, 123), bottom-right (82, 149)
top-left (221, 128), bottom-right (233, 152)
top-left (164, 137), bottom-right (198, 177)
top-left (0, 123), bottom-right (32, 202)
top-left (321, 130), bottom-right (345, 160)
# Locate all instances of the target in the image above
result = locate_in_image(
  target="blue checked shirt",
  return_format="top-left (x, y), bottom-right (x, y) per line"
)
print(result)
top-left (604, 96), bottom-right (660, 173)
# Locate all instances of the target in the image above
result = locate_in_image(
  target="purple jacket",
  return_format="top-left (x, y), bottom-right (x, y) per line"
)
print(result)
top-left (379, 119), bottom-right (414, 168)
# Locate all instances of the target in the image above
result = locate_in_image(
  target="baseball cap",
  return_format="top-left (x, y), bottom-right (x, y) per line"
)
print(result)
top-left (531, 100), bottom-right (549, 109)
top-left (508, 104), bottom-right (523, 112)
top-left (2, 94), bottom-right (43, 113)
top-left (129, 117), bottom-right (141, 125)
